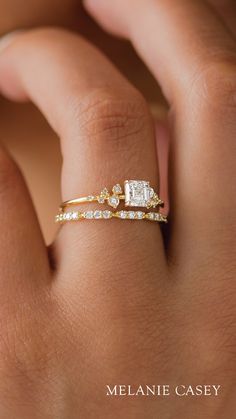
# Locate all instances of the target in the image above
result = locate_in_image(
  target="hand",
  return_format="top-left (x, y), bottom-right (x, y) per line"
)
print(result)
top-left (0, 0), bottom-right (235, 417)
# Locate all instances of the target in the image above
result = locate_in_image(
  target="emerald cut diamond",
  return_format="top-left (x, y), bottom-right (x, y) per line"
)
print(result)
top-left (124, 180), bottom-right (154, 208)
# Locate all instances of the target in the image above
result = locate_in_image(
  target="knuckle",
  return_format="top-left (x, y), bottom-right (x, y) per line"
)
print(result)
top-left (190, 57), bottom-right (236, 111)
top-left (66, 88), bottom-right (152, 150)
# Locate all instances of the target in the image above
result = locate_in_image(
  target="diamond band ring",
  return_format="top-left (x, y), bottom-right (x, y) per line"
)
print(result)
top-left (60, 180), bottom-right (164, 211)
top-left (56, 180), bottom-right (167, 224)
top-left (55, 210), bottom-right (167, 223)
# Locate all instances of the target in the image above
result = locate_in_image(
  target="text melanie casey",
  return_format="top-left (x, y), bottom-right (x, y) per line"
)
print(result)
top-left (106, 384), bottom-right (221, 397)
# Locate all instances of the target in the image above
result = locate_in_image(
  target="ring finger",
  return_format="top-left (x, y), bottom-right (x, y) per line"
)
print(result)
top-left (0, 28), bottom-right (167, 297)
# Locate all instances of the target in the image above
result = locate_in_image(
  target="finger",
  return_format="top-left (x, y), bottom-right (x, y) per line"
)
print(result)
top-left (208, 0), bottom-right (236, 36)
top-left (84, 0), bottom-right (236, 266)
top-left (83, 0), bottom-right (235, 101)
top-left (0, 29), bottom-right (167, 293)
top-left (0, 146), bottom-right (50, 297)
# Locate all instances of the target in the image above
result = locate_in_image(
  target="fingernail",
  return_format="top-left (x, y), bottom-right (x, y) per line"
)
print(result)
top-left (0, 29), bottom-right (26, 53)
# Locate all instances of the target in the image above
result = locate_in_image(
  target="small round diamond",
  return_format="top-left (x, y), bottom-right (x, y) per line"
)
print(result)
top-left (136, 211), bottom-right (144, 219)
top-left (59, 214), bottom-right (64, 221)
top-left (87, 195), bottom-right (95, 201)
top-left (94, 210), bottom-right (102, 219)
top-left (153, 213), bottom-right (160, 221)
top-left (98, 196), bottom-right (105, 204)
top-left (119, 211), bottom-right (127, 219)
top-left (103, 210), bottom-right (112, 219)
top-left (108, 195), bottom-right (120, 208)
top-left (128, 211), bottom-right (136, 219)
top-left (71, 211), bottom-right (79, 220)
top-left (101, 187), bottom-right (109, 195)
top-left (112, 184), bottom-right (122, 194)
top-left (84, 211), bottom-right (94, 219)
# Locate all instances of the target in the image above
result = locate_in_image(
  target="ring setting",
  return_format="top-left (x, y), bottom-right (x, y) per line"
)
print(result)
top-left (56, 180), bottom-right (167, 224)
top-left (124, 180), bottom-right (160, 208)
top-left (60, 180), bottom-right (164, 211)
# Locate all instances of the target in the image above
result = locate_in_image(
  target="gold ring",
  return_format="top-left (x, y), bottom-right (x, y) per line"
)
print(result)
top-left (60, 180), bottom-right (164, 211)
top-left (55, 210), bottom-right (167, 223)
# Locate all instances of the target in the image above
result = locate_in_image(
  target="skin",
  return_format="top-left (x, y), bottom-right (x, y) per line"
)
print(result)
top-left (0, 0), bottom-right (234, 241)
top-left (0, 0), bottom-right (163, 243)
top-left (0, 0), bottom-right (235, 418)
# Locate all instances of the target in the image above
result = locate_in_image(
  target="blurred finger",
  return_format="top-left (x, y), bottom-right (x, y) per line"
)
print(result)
top-left (84, 0), bottom-right (236, 267)
top-left (208, 0), bottom-right (236, 36)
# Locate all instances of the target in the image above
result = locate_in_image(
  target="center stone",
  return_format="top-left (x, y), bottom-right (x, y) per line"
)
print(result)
top-left (124, 180), bottom-right (153, 207)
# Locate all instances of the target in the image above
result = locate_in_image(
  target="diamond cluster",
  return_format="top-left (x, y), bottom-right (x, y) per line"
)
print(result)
top-left (98, 183), bottom-right (123, 208)
top-left (95, 180), bottom-right (163, 209)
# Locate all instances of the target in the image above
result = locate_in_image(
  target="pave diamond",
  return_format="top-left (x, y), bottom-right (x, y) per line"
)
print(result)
top-left (124, 180), bottom-right (155, 207)
top-left (108, 195), bottom-right (120, 208)
top-left (103, 210), bottom-right (112, 219)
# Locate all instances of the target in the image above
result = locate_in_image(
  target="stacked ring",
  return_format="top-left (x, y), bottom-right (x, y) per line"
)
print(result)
top-left (55, 210), bottom-right (167, 223)
top-left (56, 180), bottom-right (167, 224)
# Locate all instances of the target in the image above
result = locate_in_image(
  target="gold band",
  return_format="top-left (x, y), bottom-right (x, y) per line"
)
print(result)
top-left (60, 180), bottom-right (164, 211)
top-left (55, 210), bottom-right (167, 223)
top-left (60, 194), bottom-right (126, 210)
